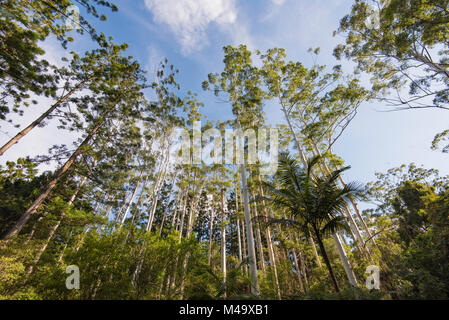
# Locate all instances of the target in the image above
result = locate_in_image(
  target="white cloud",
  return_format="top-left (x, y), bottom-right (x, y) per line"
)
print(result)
top-left (271, 0), bottom-right (285, 6)
top-left (144, 0), bottom-right (237, 54)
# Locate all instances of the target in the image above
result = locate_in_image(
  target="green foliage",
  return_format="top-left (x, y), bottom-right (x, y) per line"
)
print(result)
top-left (335, 0), bottom-right (449, 110)
top-left (0, 0), bottom-right (117, 120)
top-left (1, 0), bottom-right (448, 301)
top-left (365, 164), bottom-right (449, 299)
top-left (0, 162), bottom-right (49, 237)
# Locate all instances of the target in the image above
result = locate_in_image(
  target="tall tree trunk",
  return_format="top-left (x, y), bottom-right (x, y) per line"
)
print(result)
top-left (220, 188), bottom-right (227, 298)
top-left (0, 80), bottom-right (88, 157)
top-left (114, 191), bottom-right (130, 224)
top-left (250, 187), bottom-right (266, 273)
top-left (291, 247), bottom-right (305, 294)
top-left (257, 174), bottom-right (281, 299)
top-left (171, 189), bottom-right (183, 228)
top-left (179, 173), bottom-right (205, 299)
top-left (240, 164), bottom-right (259, 295)
top-left (236, 218), bottom-right (243, 260)
top-left (308, 232), bottom-right (322, 268)
top-left (207, 197), bottom-right (215, 265)
top-left (313, 228), bottom-right (340, 293)
top-left (2, 120), bottom-right (103, 241)
top-left (332, 233), bottom-right (358, 287)
top-left (146, 153), bottom-right (169, 232)
top-left (337, 174), bottom-right (375, 244)
top-left (240, 216), bottom-right (248, 276)
top-left (177, 188), bottom-right (188, 237)
top-left (294, 233), bottom-right (309, 288)
top-left (238, 127), bottom-right (260, 296)
top-left (120, 170), bottom-right (144, 226)
top-left (287, 230), bottom-right (305, 294)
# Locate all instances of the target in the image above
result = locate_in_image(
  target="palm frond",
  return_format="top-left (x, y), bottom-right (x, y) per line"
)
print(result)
top-left (321, 216), bottom-right (350, 236)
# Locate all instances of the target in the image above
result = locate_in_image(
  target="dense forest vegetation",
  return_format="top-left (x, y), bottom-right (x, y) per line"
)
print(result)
top-left (0, 0), bottom-right (448, 300)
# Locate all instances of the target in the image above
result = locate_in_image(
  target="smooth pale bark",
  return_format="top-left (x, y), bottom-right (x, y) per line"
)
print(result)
top-left (185, 177), bottom-right (205, 238)
top-left (133, 157), bottom-right (171, 287)
top-left (131, 181), bottom-right (148, 225)
top-left (287, 230), bottom-right (305, 293)
top-left (240, 215), bottom-right (248, 276)
top-left (236, 211), bottom-right (243, 263)
top-left (332, 233), bottom-right (358, 287)
top-left (293, 233), bottom-right (309, 288)
top-left (292, 91), bottom-right (373, 247)
top-left (177, 165), bottom-right (204, 298)
top-left (97, 201), bottom-right (114, 235)
top-left (265, 219), bottom-right (282, 298)
top-left (240, 165), bottom-right (259, 296)
top-left (292, 247), bottom-right (305, 293)
top-left (171, 189), bottom-right (183, 228)
top-left (126, 179), bottom-right (149, 240)
top-left (168, 254), bottom-right (179, 296)
top-left (119, 170), bottom-right (144, 226)
top-left (177, 188), bottom-right (189, 237)
top-left (308, 232), bottom-right (322, 268)
top-left (0, 80), bottom-right (88, 157)
top-left (337, 174), bottom-right (375, 244)
top-left (207, 197), bottom-right (215, 265)
top-left (1, 120), bottom-right (103, 242)
top-left (237, 127), bottom-right (260, 296)
top-left (146, 153), bottom-right (170, 232)
top-left (220, 189), bottom-right (227, 298)
top-left (179, 180), bottom-right (204, 299)
top-left (250, 186), bottom-right (266, 273)
top-left (234, 180), bottom-right (245, 273)
top-left (257, 174), bottom-right (281, 299)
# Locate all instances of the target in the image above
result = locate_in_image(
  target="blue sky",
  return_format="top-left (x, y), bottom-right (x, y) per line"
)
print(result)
top-left (1, 0), bottom-right (448, 198)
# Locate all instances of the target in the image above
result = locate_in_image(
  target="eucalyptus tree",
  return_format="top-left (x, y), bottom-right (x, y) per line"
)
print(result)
top-left (260, 153), bottom-right (363, 292)
top-left (335, 0), bottom-right (449, 111)
top-left (251, 165), bottom-right (282, 299)
top-left (125, 61), bottom-right (188, 288)
top-left (259, 48), bottom-right (366, 279)
top-left (288, 63), bottom-right (374, 254)
top-left (210, 153), bottom-right (233, 298)
top-left (203, 44), bottom-right (265, 296)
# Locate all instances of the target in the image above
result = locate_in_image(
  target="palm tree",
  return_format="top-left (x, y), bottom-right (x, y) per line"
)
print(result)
top-left (259, 152), bottom-right (363, 293)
